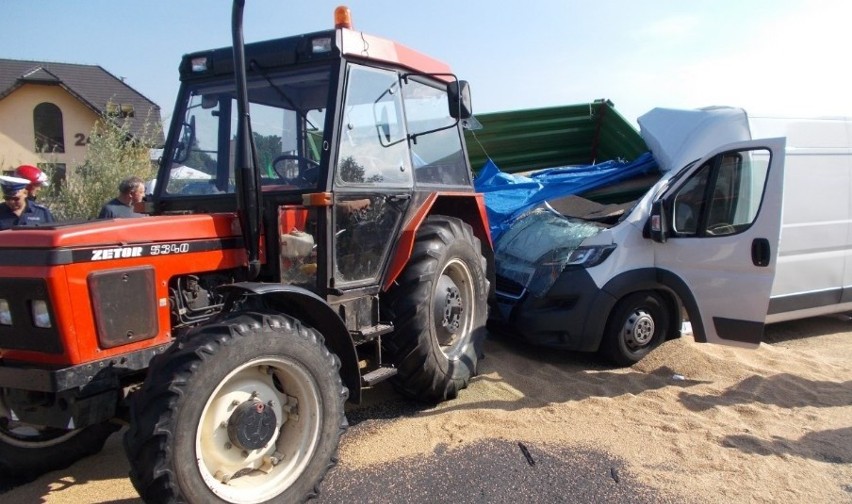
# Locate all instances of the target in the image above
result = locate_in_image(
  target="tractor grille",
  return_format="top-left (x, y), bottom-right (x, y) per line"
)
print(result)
top-left (88, 266), bottom-right (159, 348)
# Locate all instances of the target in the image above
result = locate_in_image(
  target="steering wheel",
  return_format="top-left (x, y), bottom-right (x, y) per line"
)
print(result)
top-left (271, 154), bottom-right (320, 186)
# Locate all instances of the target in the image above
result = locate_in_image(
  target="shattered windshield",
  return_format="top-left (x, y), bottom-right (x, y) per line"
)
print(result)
top-left (161, 66), bottom-right (332, 196)
top-left (495, 207), bottom-right (606, 296)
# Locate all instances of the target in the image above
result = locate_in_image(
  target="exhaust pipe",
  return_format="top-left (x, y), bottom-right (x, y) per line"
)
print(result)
top-left (231, 0), bottom-right (262, 280)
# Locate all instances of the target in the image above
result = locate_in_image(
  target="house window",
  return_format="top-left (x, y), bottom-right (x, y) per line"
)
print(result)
top-left (34, 102), bottom-right (65, 153)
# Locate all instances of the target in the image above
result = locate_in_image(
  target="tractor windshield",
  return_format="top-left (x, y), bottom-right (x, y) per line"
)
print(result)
top-left (161, 66), bottom-right (332, 197)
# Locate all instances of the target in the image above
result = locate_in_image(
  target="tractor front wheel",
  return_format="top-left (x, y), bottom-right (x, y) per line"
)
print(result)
top-left (124, 311), bottom-right (347, 503)
top-left (0, 405), bottom-right (118, 481)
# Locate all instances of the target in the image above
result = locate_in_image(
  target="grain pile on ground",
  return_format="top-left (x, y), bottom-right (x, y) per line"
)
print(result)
top-left (323, 317), bottom-right (852, 503)
top-left (2, 317), bottom-right (851, 503)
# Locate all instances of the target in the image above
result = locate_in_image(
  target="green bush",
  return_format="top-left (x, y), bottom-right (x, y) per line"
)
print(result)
top-left (43, 106), bottom-right (158, 220)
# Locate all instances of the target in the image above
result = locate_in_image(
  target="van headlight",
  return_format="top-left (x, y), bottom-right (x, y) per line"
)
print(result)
top-left (527, 245), bottom-right (616, 297)
top-left (31, 300), bottom-right (52, 328)
top-left (559, 245), bottom-right (617, 268)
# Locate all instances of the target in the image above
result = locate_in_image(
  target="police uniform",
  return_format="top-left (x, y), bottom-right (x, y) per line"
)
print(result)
top-left (0, 175), bottom-right (55, 230)
top-left (0, 201), bottom-right (54, 230)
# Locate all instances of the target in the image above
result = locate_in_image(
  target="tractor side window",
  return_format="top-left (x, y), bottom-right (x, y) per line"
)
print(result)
top-left (165, 91), bottom-right (230, 196)
top-left (336, 65), bottom-right (412, 187)
top-left (402, 79), bottom-right (470, 187)
top-left (333, 194), bottom-right (404, 285)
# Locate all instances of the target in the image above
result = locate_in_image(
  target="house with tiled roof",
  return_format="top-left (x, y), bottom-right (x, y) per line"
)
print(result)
top-left (0, 58), bottom-right (164, 182)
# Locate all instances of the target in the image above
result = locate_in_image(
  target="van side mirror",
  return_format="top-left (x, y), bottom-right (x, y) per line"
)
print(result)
top-left (648, 199), bottom-right (668, 243)
top-left (448, 80), bottom-right (472, 119)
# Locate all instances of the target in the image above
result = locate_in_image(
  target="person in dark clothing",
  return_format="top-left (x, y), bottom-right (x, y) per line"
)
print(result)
top-left (98, 176), bottom-right (146, 219)
top-left (0, 175), bottom-right (55, 230)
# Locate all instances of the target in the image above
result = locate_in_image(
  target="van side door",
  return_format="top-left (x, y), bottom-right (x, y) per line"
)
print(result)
top-left (652, 138), bottom-right (786, 347)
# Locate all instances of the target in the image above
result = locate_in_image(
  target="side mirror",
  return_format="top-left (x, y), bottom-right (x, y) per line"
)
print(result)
top-left (201, 95), bottom-right (218, 109)
top-left (448, 80), bottom-right (472, 120)
top-left (648, 199), bottom-right (668, 243)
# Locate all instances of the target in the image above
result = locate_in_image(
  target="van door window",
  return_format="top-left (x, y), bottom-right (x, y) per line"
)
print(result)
top-left (671, 148), bottom-right (771, 237)
top-left (673, 164), bottom-right (710, 234)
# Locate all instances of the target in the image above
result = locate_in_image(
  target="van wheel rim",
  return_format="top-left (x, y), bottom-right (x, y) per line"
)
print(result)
top-left (623, 310), bottom-right (655, 350)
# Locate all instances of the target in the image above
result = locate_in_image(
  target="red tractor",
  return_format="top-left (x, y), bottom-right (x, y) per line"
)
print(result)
top-left (0, 3), bottom-right (492, 502)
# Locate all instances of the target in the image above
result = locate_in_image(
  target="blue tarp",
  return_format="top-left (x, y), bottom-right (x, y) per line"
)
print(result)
top-left (474, 152), bottom-right (659, 240)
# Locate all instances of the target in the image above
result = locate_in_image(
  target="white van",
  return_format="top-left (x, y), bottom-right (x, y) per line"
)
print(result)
top-left (491, 106), bottom-right (852, 365)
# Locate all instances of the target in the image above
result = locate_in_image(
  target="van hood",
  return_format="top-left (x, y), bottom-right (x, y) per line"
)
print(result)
top-left (638, 106), bottom-right (752, 172)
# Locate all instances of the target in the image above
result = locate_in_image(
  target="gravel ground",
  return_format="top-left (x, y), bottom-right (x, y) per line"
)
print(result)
top-left (316, 438), bottom-right (681, 503)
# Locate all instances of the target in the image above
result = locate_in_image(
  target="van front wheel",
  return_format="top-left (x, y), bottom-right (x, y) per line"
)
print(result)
top-left (601, 291), bottom-right (668, 366)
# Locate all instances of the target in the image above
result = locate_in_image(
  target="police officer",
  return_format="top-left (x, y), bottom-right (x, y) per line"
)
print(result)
top-left (0, 175), bottom-right (55, 230)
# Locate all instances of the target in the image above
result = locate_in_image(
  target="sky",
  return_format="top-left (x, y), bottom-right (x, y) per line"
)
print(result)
top-left (3, 0), bottom-right (852, 132)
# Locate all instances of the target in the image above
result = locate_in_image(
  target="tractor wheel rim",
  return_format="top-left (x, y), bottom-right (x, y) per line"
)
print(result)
top-left (432, 258), bottom-right (475, 359)
top-left (196, 357), bottom-right (322, 504)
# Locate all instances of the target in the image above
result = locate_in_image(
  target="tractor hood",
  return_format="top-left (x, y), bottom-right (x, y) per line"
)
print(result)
top-left (0, 214), bottom-right (242, 250)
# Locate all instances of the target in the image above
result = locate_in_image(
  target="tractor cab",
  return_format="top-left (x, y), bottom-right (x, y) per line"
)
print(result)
top-left (152, 11), bottom-right (476, 298)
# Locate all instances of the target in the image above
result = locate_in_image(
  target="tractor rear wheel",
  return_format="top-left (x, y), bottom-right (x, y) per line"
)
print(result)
top-left (124, 311), bottom-right (347, 503)
top-left (383, 216), bottom-right (489, 402)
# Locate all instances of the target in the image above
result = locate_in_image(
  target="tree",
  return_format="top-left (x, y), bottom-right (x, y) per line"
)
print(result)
top-left (253, 132), bottom-right (282, 177)
top-left (339, 156), bottom-right (365, 183)
top-left (42, 105), bottom-right (159, 220)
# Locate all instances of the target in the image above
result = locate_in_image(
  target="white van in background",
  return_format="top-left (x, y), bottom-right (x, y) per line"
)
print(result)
top-left (492, 106), bottom-right (852, 365)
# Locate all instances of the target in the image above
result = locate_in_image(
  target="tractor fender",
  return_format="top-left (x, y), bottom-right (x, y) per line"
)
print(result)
top-left (217, 282), bottom-right (361, 403)
top-left (383, 192), bottom-right (494, 293)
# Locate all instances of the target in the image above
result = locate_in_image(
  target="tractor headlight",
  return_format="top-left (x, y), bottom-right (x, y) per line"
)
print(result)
top-left (31, 300), bottom-right (52, 328)
top-left (0, 299), bottom-right (10, 325)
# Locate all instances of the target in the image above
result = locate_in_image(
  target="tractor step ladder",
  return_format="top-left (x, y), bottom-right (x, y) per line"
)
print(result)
top-left (351, 323), bottom-right (393, 345)
top-left (361, 365), bottom-right (398, 386)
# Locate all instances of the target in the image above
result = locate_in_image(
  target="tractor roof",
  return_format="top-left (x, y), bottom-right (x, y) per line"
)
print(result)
top-left (179, 28), bottom-right (452, 82)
